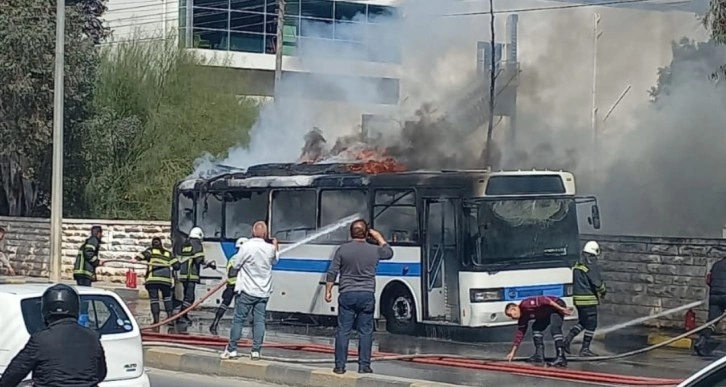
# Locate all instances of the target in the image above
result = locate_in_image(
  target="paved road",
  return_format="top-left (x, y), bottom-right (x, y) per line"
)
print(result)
top-left (147, 368), bottom-right (283, 387)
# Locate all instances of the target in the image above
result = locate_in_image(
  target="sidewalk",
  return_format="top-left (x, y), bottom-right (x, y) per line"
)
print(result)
top-left (145, 346), bottom-right (463, 387)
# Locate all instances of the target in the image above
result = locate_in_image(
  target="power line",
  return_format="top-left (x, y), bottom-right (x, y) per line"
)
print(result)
top-left (444, 0), bottom-right (691, 16)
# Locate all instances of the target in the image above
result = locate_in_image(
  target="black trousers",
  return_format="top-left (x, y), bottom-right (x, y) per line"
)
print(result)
top-left (220, 286), bottom-right (235, 307)
top-left (576, 305), bottom-right (598, 331)
top-left (75, 276), bottom-right (92, 287)
top-left (531, 299), bottom-right (566, 341)
top-left (146, 283), bottom-right (174, 322)
top-left (180, 281), bottom-right (197, 318)
top-left (213, 286), bottom-right (237, 320)
top-left (703, 295), bottom-right (726, 338)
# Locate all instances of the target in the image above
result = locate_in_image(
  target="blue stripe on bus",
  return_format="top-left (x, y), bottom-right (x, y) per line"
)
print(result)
top-left (219, 241), bottom-right (421, 277)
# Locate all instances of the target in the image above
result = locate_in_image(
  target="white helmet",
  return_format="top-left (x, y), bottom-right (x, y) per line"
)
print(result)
top-left (189, 227), bottom-right (204, 239)
top-left (583, 241), bottom-right (600, 256)
top-left (235, 237), bottom-right (249, 249)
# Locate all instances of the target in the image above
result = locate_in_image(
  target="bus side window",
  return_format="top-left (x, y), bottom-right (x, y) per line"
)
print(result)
top-left (319, 190), bottom-right (368, 242)
top-left (271, 189), bottom-right (317, 241)
top-left (373, 190), bottom-right (418, 243)
top-left (225, 190), bottom-right (269, 240)
top-left (177, 190), bottom-right (195, 234)
top-left (195, 194), bottom-right (223, 238)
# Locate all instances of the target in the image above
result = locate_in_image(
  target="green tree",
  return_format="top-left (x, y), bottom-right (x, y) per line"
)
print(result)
top-left (0, 0), bottom-right (104, 217)
top-left (86, 34), bottom-right (258, 220)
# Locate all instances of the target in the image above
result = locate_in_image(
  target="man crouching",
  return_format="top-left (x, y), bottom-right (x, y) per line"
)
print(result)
top-left (505, 295), bottom-right (572, 367)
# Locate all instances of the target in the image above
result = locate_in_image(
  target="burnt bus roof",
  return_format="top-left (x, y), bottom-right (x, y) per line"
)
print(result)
top-left (176, 163), bottom-right (574, 195)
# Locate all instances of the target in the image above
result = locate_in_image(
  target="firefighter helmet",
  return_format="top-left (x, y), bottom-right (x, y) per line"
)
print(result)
top-left (583, 241), bottom-right (601, 256)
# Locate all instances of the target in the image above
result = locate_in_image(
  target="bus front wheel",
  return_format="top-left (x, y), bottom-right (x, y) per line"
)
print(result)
top-left (382, 286), bottom-right (418, 335)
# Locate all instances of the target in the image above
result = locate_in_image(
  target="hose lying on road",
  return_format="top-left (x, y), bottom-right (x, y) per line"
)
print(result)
top-left (142, 310), bottom-right (723, 364)
top-left (141, 340), bottom-right (683, 386)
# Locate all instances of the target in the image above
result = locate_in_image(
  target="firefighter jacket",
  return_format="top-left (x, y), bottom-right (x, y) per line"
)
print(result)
top-left (0, 317), bottom-right (107, 387)
top-left (572, 255), bottom-right (607, 306)
top-left (226, 258), bottom-right (239, 287)
top-left (73, 236), bottom-right (101, 281)
top-left (179, 238), bottom-right (205, 283)
top-left (135, 247), bottom-right (180, 286)
top-left (708, 258), bottom-right (726, 296)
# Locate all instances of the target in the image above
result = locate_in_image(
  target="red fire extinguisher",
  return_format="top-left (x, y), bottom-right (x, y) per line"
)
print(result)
top-left (685, 308), bottom-right (696, 332)
top-left (125, 269), bottom-right (137, 289)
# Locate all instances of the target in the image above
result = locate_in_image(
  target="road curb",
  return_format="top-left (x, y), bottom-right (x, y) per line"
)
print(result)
top-left (144, 347), bottom-right (463, 387)
top-left (647, 333), bottom-right (693, 350)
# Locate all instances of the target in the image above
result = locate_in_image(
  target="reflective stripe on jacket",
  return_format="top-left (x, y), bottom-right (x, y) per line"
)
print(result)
top-left (136, 247), bottom-right (179, 285)
top-left (179, 238), bottom-right (205, 283)
top-left (572, 259), bottom-right (607, 306)
top-left (73, 237), bottom-right (100, 280)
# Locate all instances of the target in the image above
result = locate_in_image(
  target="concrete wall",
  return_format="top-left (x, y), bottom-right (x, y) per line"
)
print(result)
top-left (583, 234), bottom-right (724, 329)
top-left (0, 216), bottom-right (170, 283)
top-left (0, 215), bottom-right (721, 328)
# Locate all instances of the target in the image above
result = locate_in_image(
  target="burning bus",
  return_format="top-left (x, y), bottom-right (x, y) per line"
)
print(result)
top-left (170, 158), bottom-right (602, 334)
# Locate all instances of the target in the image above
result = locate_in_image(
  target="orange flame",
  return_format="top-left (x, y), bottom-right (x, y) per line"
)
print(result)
top-left (345, 149), bottom-right (406, 174)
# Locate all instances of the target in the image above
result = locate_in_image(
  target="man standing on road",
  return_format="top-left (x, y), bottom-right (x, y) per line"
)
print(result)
top-left (325, 219), bottom-right (394, 375)
top-left (221, 222), bottom-right (279, 360)
top-left (0, 227), bottom-right (15, 276)
top-left (135, 237), bottom-right (180, 329)
top-left (73, 226), bottom-right (103, 286)
top-left (694, 255), bottom-right (726, 356)
top-left (505, 295), bottom-right (573, 367)
top-left (563, 241), bottom-right (607, 357)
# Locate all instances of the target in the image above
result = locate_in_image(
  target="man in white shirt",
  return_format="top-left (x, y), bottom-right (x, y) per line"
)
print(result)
top-left (221, 221), bottom-right (279, 360)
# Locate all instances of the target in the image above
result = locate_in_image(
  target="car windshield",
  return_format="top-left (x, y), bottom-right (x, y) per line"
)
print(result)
top-left (471, 198), bottom-right (579, 265)
top-left (20, 294), bottom-right (134, 335)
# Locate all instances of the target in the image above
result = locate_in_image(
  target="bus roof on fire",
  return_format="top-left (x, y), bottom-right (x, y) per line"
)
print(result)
top-left (176, 163), bottom-right (576, 196)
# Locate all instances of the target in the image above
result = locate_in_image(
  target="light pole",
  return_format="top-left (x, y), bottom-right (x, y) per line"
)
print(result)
top-left (274, 0), bottom-right (286, 97)
top-left (49, 0), bottom-right (65, 283)
top-left (590, 12), bottom-right (601, 177)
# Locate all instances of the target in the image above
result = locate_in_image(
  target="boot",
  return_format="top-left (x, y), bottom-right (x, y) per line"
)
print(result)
top-left (694, 334), bottom-right (709, 357)
top-left (209, 308), bottom-right (225, 336)
top-left (150, 302), bottom-right (161, 332)
top-left (526, 336), bottom-right (545, 363)
top-left (579, 333), bottom-right (598, 357)
top-left (549, 345), bottom-right (568, 367)
top-left (563, 332), bottom-right (575, 355)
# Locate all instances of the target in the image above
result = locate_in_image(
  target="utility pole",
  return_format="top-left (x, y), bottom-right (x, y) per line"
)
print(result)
top-left (274, 0), bottom-right (286, 97)
top-left (590, 12), bottom-right (601, 177)
top-left (49, 0), bottom-right (66, 283)
top-left (484, 0), bottom-right (496, 168)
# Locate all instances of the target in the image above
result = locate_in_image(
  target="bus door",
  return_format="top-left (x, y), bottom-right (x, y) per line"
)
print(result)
top-left (422, 198), bottom-right (461, 323)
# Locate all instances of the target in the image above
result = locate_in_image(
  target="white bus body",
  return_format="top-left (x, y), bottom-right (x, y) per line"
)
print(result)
top-left (177, 167), bottom-right (598, 332)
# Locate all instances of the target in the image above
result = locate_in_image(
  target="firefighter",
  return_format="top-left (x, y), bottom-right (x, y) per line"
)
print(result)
top-left (73, 226), bottom-right (103, 287)
top-left (177, 227), bottom-right (216, 324)
top-left (0, 284), bottom-right (107, 387)
top-left (505, 295), bottom-right (572, 367)
top-left (694, 255), bottom-right (726, 356)
top-left (563, 241), bottom-right (607, 357)
top-left (135, 237), bottom-right (180, 328)
top-left (209, 237), bottom-right (248, 336)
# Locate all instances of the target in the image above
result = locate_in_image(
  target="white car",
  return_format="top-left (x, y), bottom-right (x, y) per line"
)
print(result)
top-left (0, 283), bottom-right (151, 387)
top-left (677, 354), bottom-right (726, 387)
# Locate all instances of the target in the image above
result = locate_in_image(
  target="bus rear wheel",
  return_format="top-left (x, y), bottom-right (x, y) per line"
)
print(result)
top-left (383, 287), bottom-right (418, 335)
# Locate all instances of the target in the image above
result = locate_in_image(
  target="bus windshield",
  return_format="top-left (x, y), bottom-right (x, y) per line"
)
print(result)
top-left (472, 198), bottom-right (579, 265)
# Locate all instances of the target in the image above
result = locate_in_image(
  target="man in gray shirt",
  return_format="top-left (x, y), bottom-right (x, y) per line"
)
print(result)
top-left (325, 219), bottom-right (394, 374)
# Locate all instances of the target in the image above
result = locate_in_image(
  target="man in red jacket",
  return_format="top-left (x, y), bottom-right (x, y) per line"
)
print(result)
top-left (505, 295), bottom-right (572, 367)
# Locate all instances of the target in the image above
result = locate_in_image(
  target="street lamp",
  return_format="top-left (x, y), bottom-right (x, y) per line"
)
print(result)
top-left (49, 0), bottom-right (65, 283)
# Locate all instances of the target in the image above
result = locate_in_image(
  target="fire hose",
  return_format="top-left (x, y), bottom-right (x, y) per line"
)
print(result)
top-left (102, 260), bottom-right (716, 385)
